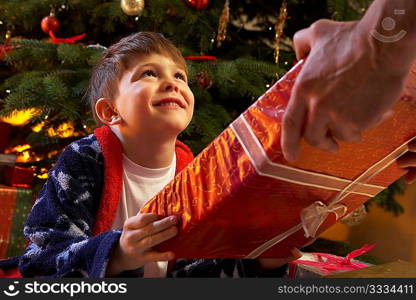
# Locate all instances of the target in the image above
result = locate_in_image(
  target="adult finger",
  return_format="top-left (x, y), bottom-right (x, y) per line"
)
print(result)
top-left (143, 250), bottom-right (175, 263)
top-left (293, 28), bottom-right (312, 60)
top-left (366, 109), bottom-right (394, 129)
top-left (329, 122), bottom-right (362, 143)
top-left (138, 226), bottom-right (178, 251)
top-left (281, 85), bottom-right (308, 162)
top-left (125, 213), bottom-right (159, 230)
top-left (304, 101), bottom-right (339, 153)
top-left (129, 216), bottom-right (178, 242)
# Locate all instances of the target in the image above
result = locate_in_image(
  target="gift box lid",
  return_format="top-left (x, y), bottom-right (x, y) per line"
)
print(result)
top-left (0, 154), bottom-right (16, 166)
top-left (327, 260), bottom-right (416, 278)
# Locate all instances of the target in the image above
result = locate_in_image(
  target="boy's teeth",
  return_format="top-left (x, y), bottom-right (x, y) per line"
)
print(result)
top-left (159, 102), bottom-right (179, 107)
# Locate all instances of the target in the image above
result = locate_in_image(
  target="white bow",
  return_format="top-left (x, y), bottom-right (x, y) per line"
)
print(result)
top-left (300, 201), bottom-right (348, 238)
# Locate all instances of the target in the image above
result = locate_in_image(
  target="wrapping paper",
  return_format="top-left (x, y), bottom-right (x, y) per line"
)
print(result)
top-left (141, 61), bottom-right (416, 258)
top-left (327, 260), bottom-right (416, 278)
top-left (287, 244), bottom-right (374, 277)
top-left (0, 185), bottom-right (32, 258)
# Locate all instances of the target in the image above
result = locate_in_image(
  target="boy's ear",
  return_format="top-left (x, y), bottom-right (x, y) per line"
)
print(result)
top-left (95, 98), bottom-right (122, 125)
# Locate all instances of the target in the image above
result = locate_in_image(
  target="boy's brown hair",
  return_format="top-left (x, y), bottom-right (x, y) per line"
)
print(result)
top-left (86, 32), bottom-right (188, 125)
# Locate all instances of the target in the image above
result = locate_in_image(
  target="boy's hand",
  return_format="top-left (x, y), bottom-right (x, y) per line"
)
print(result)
top-left (258, 248), bottom-right (302, 270)
top-left (106, 213), bottom-right (178, 276)
top-left (396, 141), bottom-right (416, 184)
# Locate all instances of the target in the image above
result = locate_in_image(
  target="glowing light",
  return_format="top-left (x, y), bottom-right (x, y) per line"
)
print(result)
top-left (5, 144), bottom-right (31, 153)
top-left (31, 121), bottom-right (45, 133)
top-left (47, 150), bottom-right (59, 158)
top-left (48, 122), bottom-right (79, 138)
top-left (35, 168), bottom-right (49, 179)
top-left (0, 108), bottom-right (41, 126)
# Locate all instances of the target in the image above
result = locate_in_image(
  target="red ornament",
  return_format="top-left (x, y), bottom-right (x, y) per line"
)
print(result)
top-left (41, 15), bottom-right (60, 34)
top-left (0, 31), bottom-right (14, 60)
top-left (48, 31), bottom-right (86, 44)
top-left (184, 56), bottom-right (217, 62)
top-left (196, 71), bottom-right (213, 89)
top-left (185, 0), bottom-right (209, 11)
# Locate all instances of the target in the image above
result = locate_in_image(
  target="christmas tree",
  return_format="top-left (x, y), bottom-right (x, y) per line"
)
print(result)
top-left (0, 0), bottom-right (405, 215)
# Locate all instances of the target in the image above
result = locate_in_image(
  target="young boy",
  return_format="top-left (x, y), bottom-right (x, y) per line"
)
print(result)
top-left (12, 32), bottom-right (298, 278)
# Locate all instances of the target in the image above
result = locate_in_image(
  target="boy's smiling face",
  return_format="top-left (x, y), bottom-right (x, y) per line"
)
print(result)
top-left (113, 53), bottom-right (194, 138)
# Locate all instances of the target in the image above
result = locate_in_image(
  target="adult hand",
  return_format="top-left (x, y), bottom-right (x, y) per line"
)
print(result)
top-left (281, 19), bottom-right (409, 162)
top-left (396, 140), bottom-right (416, 184)
top-left (106, 213), bottom-right (178, 276)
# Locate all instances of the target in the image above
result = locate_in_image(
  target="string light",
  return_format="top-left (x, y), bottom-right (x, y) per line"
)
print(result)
top-left (135, 16), bottom-right (139, 21)
top-left (6, 89), bottom-right (10, 93)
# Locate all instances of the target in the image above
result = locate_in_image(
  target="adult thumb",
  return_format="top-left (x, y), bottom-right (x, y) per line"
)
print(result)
top-left (293, 27), bottom-right (312, 60)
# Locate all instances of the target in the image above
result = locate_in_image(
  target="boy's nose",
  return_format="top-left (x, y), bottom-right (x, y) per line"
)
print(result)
top-left (161, 80), bottom-right (179, 93)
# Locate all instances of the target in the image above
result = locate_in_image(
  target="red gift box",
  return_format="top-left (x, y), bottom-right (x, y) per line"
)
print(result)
top-left (0, 185), bottom-right (32, 259)
top-left (141, 61), bottom-right (416, 258)
top-left (5, 166), bottom-right (34, 188)
top-left (287, 244), bottom-right (374, 278)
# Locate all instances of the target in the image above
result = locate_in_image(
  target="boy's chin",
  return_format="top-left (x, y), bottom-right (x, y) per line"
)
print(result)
top-left (154, 120), bottom-right (189, 137)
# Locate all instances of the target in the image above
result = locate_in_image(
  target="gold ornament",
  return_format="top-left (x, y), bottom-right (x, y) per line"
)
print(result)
top-left (120, 0), bottom-right (145, 16)
top-left (341, 204), bottom-right (367, 227)
top-left (216, 0), bottom-right (230, 47)
top-left (274, 0), bottom-right (287, 64)
top-left (5, 30), bottom-right (11, 41)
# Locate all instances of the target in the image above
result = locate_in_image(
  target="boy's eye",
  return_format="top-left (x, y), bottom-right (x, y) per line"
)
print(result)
top-left (175, 72), bottom-right (186, 81)
top-left (141, 70), bottom-right (157, 78)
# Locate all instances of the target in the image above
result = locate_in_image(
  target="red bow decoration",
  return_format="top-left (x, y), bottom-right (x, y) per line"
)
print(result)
top-left (0, 37), bottom-right (15, 60)
top-left (184, 56), bottom-right (217, 61)
top-left (48, 31), bottom-right (86, 44)
top-left (291, 243), bottom-right (376, 275)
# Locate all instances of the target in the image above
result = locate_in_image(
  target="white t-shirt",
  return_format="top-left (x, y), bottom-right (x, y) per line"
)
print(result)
top-left (111, 152), bottom-right (176, 277)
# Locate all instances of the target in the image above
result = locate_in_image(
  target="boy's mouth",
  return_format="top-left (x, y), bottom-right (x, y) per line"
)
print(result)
top-left (153, 97), bottom-right (185, 108)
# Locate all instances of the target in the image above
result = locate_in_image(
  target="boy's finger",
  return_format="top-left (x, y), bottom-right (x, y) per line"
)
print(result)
top-left (138, 226), bottom-right (178, 251)
top-left (143, 251), bottom-right (175, 263)
top-left (131, 216), bottom-right (178, 241)
top-left (290, 248), bottom-right (303, 260)
top-left (125, 213), bottom-right (159, 230)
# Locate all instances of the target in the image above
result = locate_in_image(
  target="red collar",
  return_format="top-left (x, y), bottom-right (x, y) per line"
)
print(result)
top-left (92, 126), bottom-right (193, 235)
